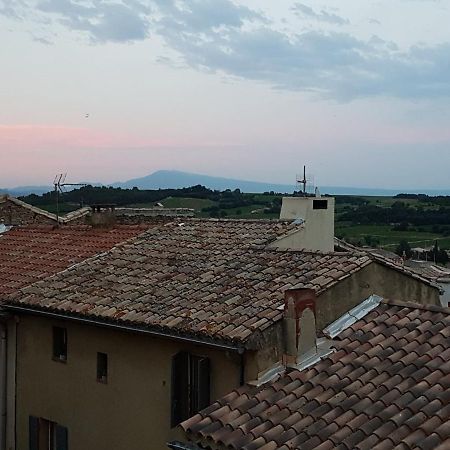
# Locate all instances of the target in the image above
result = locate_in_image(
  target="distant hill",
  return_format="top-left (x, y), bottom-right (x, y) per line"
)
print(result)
top-left (0, 185), bottom-right (52, 196)
top-left (113, 170), bottom-right (296, 193)
top-left (114, 170), bottom-right (450, 196)
top-left (5, 170), bottom-right (450, 196)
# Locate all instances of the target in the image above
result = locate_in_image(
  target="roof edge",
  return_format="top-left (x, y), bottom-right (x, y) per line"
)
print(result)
top-left (4, 304), bottom-right (246, 353)
top-left (382, 298), bottom-right (450, 314)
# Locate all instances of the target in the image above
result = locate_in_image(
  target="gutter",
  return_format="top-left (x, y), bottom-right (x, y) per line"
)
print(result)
top-left (167, 441), bottom-right (203, 450)
top-left (5, 305), bottom-right (245, 354)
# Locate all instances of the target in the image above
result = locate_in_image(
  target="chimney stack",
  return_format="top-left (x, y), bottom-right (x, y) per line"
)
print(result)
top-left (277, 196), bottom-right (335, 252)
top-left (87, 204), bottom-right (117, 228)
top-left (283, 288), bottom-right (317, 368)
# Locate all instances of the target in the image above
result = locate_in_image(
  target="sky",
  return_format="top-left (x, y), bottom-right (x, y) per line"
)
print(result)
top-left (1, 0), bottom-right (450, 190)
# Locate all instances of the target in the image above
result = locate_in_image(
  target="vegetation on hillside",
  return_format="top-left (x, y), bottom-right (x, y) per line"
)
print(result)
top-left (20, 185), bottom-right (283, 218)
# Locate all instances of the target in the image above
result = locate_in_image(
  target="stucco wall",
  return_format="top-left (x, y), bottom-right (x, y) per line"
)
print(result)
top-left (278, 197), bottom-right (335, 252)
top-left (10, 315), bottom-right (242, 450)
top-left (316, 262), bottom-right (439, 330)
top-left (249, 262), bottom-right (440, 376)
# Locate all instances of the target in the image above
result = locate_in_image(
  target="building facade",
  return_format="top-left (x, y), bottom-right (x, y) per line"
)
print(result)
top-left (3, 215), bottom-right (441, 450)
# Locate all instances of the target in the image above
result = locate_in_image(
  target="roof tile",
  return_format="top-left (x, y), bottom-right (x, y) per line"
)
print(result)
top-left (5, 219), bottom-right (375, 345)
top-left (182, 301), bottom-right (450, 450)
top-left (0, 225), bottom-right (150, 297)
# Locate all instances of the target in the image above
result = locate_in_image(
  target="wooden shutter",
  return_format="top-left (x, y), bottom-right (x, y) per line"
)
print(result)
top-left (55, 425), bottom-right (68, 450)
top-left (29, 416), bottom-right (39, 450)
top-left (191, 356), bottom-right (210, 414)
top-left (171, 351), bottom-right (189, 427)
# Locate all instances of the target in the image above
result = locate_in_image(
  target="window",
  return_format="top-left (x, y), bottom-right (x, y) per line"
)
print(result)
top-left (96, 352), bottom-right (108, 383)
top-left (29, 416), bottom-right (68, 450)
top-left (313, 199), bottom-right (328, 210)
top-left (52, 327), bottom-right (67, 362)
top-left (171, 351), bottom-right (210, 427)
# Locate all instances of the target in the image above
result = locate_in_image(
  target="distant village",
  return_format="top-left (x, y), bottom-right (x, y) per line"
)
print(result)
top-left (0, 190), bottom-right (449, 449)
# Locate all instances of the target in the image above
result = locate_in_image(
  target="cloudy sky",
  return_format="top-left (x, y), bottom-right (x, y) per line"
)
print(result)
top-left (1, 0), bottom-right (450, 189)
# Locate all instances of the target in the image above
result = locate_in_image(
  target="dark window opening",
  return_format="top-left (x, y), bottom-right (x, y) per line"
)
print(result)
top-left (29, 416), bottom-right (68, 450)
top-left (97, 352), bottom-right (108, 383)
top-left (313, 199), bottom-right (328, 210)
top-left (171, 352), bottom-right (210, 427)
top-left (52, 327), bottom-right (67, 362)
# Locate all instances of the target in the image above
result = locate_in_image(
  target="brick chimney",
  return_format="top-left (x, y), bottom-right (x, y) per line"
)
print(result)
top-left (283, 288), bottom-right (317, 368)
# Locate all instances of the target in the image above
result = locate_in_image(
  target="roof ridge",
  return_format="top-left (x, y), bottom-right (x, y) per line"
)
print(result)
top-left (1, 194), bottom-right (90, 223)
top-left (382, 298), bottom-right (450, 314)
top-left (186, 218), bottom-right (289, 224)
top-left (264, 247), bottom-right (369, 257)
top-left (4, 195), bottom-right (58, 221)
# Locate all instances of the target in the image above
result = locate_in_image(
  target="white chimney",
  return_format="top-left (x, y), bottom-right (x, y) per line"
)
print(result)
top-left (276, 196), bottom-right (335, 252)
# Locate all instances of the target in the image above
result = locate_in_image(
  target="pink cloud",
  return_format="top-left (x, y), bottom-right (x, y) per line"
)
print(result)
top-left (0, 124), bottom-right (179, 150)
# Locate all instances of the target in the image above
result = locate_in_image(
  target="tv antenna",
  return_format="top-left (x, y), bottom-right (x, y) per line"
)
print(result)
top-left (53, 173), bottom-right (88, 225)
top-left (296, 166), bottom-right (315, 195)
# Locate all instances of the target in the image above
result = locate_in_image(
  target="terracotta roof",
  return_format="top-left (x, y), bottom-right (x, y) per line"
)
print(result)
top-left (405, 261), bottom-right (450, 283)
top-left (6, 219), bottom-right (373, 346)
top-left (0, 225), bottom-right (150, 297)
top-left (181, 300), bottom-right (450, 450)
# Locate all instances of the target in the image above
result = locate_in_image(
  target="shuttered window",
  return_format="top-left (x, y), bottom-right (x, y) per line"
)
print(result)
top-left (55, 425), bottom-right (68, 450)
top-left (29, 416), bottom-right (39, 450)
top-left (29, 415), bottom-right (68, 450)
top-left (171, 352), bottom-right (211, 427)
top-left (96, 352), bottom-right (108, 383)
top-left (52, 327), bottom-right (67, 362)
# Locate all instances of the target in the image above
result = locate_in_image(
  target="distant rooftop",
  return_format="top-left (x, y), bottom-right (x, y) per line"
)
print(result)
top-left (0, 225), bottom-right (150, 297)
top-left (0, 194), bottom-right (90, 224)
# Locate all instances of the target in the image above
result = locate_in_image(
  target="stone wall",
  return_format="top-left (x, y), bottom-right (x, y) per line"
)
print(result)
top-left (0, 200), bottom-right (56, 226)
top-left (114, 208), bottom-right (194, 224)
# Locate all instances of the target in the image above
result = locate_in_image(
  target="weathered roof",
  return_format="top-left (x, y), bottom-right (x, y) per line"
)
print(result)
top-left (0, 225), bottom-right (150, 297)
top-left (334, 238), bottom-right (442, 291)
top-left (405, 261), bottom-right (450, 283)
top-left (181, 300), bottom-right (450, 450)
top-left (6, 219), bottom-right (372, 346)
top-left (0, 194), bottom-right (90, 224)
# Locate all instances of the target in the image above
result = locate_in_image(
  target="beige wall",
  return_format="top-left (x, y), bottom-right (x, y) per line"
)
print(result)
top-left (316, 262), bottom-right (440, 330)
top-left (10, 315), bottom-right (243, 450)
top-left (278, 197), bottom-right (335, 252)
top-left (246, 262), bottom-right (440, 377)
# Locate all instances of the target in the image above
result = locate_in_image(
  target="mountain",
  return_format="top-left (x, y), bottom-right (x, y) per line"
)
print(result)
top-left (0, 185), bottom-right (52, 196)
top-left (5, 170), bottom-right (450, 196)
top-left (114, 170), bottom-right (450, 196)
top-left (113, 170), bottom-right (296, 193)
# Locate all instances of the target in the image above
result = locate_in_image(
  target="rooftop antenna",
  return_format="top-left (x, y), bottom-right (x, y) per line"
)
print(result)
top-left (296, 166), bottom-right (315, 195)
top-left (53, 174), bottom-right (88, 225)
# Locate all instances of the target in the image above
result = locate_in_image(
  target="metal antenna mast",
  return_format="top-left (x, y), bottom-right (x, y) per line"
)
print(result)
top-left (296, 166), bottom-right (315, 195)
top-left (53, 173), bottom-right (88, 225)
top-left (300, 165), bottom-right (307, 194)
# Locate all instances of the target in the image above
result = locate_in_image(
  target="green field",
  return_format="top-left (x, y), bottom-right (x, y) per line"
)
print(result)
top-left (336, 224), bottom-right (450, 249)
top-left (160, 197), bottom-right (216, 210)
top-left (35, 203), bottom-right (79, 214)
